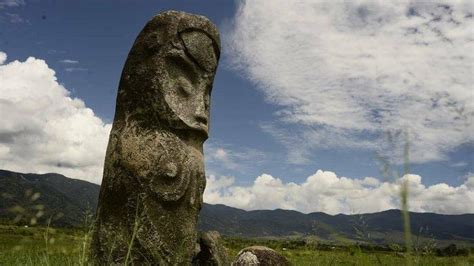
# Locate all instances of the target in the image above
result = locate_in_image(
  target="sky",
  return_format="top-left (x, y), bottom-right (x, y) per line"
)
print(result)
top-left (0, 0), bottom-right (473, 214)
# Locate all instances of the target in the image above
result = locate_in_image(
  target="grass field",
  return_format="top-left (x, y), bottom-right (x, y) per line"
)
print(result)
top-left (0, 224), bottom-right (473, 265)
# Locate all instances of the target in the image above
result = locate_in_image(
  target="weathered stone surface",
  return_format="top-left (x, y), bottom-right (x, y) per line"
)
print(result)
top-left (193, 231), bottom-right (230, 266)
top-left (232, 246), bottom-right (290, 266)
top-left (90, 10), bottom-right (220, 265)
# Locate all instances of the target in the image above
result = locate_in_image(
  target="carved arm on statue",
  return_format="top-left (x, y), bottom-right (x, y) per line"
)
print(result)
top-left (119, 131), bottom-right (193, 201)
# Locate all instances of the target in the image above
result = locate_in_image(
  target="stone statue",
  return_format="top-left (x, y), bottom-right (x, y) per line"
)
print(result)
top-left (90, 11), bottom-right (220, 265)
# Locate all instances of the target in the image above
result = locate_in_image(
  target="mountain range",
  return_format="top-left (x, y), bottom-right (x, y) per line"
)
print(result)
top-left (1, 169), bottom-right (473, 246)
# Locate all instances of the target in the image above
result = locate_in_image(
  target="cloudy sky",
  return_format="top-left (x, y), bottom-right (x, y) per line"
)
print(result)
top-left (0, 0), bottom-right (473, 214)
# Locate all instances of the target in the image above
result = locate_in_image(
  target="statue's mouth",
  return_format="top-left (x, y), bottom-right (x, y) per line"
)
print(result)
top-left (195, 115), bottom-right (207, 126)
top-left (193, 115), bottom-right (208, 133)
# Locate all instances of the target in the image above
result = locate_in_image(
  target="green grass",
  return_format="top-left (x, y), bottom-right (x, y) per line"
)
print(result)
top-left (224, 237), bottom-right (473, 266)
top-left (0, 225), bottom-right (472, 265)
top-left (0, 224), bottom-right (91, 265)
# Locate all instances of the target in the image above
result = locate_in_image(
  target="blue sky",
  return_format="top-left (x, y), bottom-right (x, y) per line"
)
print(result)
top-left (1, 0), bottom-right (473, 214)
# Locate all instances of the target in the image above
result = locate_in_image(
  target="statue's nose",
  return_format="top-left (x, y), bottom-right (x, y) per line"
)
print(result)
top-left (195, 99), bottom-right (207, 125)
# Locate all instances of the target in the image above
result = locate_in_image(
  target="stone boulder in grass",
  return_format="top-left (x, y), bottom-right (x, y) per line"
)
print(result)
top-left (233, 246), bottom-right (290, 266)
top-left (194, 231), bottom-right (230, 266)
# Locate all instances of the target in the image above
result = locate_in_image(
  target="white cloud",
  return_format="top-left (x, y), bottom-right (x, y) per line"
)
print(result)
top-left (0, 51), bottom-right (111, 184)
top-left (209, 147), bottom-right (237, 169)
top-left (3, 13), bottom-right (24, 23)
top-left (452, 161), bottom-right (468, 167)
top-left (0, 52), bottom-right (6, 64)
top-left (65, 67), bottom-right (87, 72)
top-left (60, 59), bottom-right (79, 64)
top-left (205, 142), bottom-right (267, 171)
top-left (0, 0), bottom-right (24, 8)
top-left (204, 170), bottom-right (474, 215)
top-left (227, 0), bottom-right (474, 164)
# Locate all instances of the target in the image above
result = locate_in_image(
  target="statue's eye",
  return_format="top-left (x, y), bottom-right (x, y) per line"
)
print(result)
top-left (165, 56), bottom-right (199, 85)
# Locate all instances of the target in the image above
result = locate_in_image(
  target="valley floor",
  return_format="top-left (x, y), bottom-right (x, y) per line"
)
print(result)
top-left (0, 225), bottom-right (472, 265)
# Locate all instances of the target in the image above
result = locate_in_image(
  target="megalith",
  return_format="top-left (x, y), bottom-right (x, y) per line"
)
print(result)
top-left (90, 11), bottom-right (220, 265)
top-left (233, 246), bottom-right (290, 266)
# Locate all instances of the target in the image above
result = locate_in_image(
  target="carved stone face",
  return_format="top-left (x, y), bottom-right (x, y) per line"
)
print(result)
top-left (162, 31), bottom-right (218, 136)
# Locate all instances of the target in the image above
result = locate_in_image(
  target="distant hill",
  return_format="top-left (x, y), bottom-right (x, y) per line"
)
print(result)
top-left (198, 204), bottom-right (474, 245)
top-left (0, 169), bottom-right (99, 227)
top-left (1, 169), bottom-right (473, 245)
